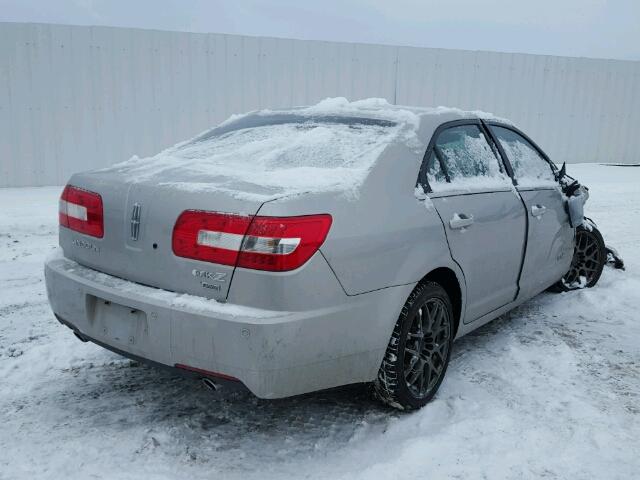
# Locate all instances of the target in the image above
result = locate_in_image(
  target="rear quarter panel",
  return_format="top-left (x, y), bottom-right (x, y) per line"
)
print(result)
top-left (259, 138), bottom-right (465, 302)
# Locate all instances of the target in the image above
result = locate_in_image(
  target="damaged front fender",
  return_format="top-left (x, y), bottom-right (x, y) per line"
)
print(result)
top-left (567, 186), bottom-right (589, 228)
top-left (557, 163), bottom-right (625, 271)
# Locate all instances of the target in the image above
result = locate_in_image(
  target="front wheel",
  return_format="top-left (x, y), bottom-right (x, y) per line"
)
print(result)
top-left (551, 224), bottom-right (606, 292)
top-left (374, 282), bottom-right (454, 410)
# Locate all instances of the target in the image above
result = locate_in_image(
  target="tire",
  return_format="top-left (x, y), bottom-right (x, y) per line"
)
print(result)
top-left (374, 281), bottom-right (454, 410)
top-left (550, 224), bottom-right (606, 292)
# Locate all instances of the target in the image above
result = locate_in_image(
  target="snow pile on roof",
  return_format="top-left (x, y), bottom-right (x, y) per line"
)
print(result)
top-left (105, 98), bottom-right (423, 201)
top-left (296, 97), bottom-right (422, 126)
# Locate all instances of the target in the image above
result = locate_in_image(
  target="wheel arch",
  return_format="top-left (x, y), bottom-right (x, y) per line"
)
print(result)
top-left (419, 267), bottom-right (464, 338)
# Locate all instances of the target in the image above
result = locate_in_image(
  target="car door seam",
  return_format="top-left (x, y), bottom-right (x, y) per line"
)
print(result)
top-left (481, 120), bottom-right (530, 302)
top-left (318, 249), bottom-right (350, 296)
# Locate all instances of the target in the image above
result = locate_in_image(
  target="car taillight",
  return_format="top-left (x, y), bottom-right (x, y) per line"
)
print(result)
top-left (172, 210), bottom-right (332, 272)
top-left (59, 185), bottom-right (104, 238)
top-left (238, 214), bottom-right (332, 271)
top-left (172, 211), bottom-right (253, 266)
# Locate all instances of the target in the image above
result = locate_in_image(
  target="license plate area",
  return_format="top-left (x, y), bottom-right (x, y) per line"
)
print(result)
top-left (88, 295), bottom-right (148, 346)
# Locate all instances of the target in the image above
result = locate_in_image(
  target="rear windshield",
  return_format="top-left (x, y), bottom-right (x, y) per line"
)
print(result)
top-left (194, 114), bottom-right (397, 141)
top-left (165, 116), bottom-right (402, 195)
top-left (109, 114), bottom-right (406, 200)
top-left (178, 117), bottom-right (398, 170)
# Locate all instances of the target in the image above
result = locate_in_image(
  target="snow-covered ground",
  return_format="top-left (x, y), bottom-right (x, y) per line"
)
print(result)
top-left (1, 164), bottom-right (639, 479)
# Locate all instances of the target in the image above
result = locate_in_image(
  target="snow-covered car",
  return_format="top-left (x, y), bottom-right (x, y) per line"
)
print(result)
top-left (44, 98), bottom-right (607, 410)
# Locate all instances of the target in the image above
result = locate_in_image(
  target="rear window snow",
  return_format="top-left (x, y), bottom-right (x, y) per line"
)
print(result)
top-left (107, 104), bottom-right (418, 201)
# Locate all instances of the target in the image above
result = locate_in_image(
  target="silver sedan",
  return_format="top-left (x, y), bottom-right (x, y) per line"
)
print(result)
top-left (45, 101), bottom-right (607, 410)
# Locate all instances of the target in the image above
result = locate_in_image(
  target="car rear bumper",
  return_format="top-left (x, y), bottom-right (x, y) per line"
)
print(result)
top-left (44, 252), bottom-right (414, 398)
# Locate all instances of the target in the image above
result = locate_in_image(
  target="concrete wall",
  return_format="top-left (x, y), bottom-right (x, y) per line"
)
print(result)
top-left (1, 22), bottom-right (639, 187)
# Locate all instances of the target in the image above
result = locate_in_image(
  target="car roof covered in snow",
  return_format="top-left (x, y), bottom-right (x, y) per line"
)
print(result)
top-left (208, 97), bottom-right (512, 134)
top-left (96, 98), bottom-right (512, 202)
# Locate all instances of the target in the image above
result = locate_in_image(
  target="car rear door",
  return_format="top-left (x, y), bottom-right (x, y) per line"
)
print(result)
top-left (486, 123), bottom-right (574, 298)
top-left (419, 121), bottom-right (527, 323)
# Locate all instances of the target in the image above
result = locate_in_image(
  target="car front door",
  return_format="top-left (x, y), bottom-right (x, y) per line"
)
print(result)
top-left (420, 121), bottom-right (527, 323)
top-left (487, 124), bottom-right (574, 298)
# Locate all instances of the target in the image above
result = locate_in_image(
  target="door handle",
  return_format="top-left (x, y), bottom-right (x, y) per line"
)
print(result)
top-left (531, 205), bottom-right (547, 217)
top-left (449, 213), bottom-right (474, 229)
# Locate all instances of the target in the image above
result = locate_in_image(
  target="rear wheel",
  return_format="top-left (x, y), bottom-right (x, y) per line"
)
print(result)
top-left (551, 224), bottom-right (606, 292)
top-left (374, 282), bottom-right (453, 410)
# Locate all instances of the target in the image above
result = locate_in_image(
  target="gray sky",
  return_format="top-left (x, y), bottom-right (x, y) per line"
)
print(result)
top-left (1, 0), bottom-right (639, 60)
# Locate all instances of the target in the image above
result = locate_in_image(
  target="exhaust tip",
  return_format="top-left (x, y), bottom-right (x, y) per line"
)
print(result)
top-left (201, 377), bottom-right (219, 392)
top-left (73, 331), bottom-right (89, 343)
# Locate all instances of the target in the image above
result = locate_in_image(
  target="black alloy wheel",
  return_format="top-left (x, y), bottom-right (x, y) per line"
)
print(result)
top-left (375, 282), bottom-right (454, 410)
top-left (551, 224), bottom-right (606, 292)
top-left (403, 297), bottom-right (451, 399)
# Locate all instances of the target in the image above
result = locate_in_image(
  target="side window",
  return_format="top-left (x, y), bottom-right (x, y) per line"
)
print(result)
top-left (491, 126), bottom-right (556, 187)
top-left (426, 124), bottom-right (508, 192)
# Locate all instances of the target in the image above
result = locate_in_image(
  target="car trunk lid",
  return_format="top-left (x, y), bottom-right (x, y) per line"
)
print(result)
top-left (59, 169), bottom-right (271, 301)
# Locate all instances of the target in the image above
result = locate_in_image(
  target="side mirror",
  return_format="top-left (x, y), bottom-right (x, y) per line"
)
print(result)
top-left (558, 162), bottom-right (566, 179)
